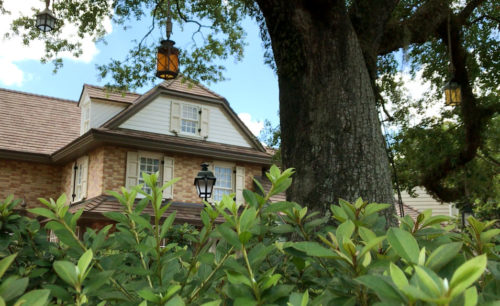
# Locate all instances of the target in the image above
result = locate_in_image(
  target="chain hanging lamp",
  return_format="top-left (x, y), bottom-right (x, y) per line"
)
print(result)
top-left (444, 14), bottom-right (462, 106)
top-left (36, 0), bottom-right (57, 32)
top-left (156, 0), bottom-right (180, 80)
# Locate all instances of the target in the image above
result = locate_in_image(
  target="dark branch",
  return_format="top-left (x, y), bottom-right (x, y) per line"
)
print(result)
top-left (458, 0), bottom-right (486, 24)
top-left (378, 0), bottom-right (449, 55)
top-left (469, 14), bottom-right (500, 25)
top-left (136, 0), bottom-right (163, 55)
top-left (174, 0), bottom-right (214, 44)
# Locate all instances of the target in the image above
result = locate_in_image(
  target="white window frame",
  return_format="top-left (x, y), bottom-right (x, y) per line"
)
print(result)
top-left (180, 103), bottom-right (200, 136)
top-left (212, 162), bottom-right (235, 202)
top-left (137, 151), bottom-right (163, 197)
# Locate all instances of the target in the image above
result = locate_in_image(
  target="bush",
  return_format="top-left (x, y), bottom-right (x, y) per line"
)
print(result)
top-left (0, 166), bottom-right (499, 305)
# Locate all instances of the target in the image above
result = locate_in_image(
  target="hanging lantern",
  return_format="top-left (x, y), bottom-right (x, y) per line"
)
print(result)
top-left (36, 0), bottom-right (57, 32)
top-left (156, 0), bottom-right (179, 80)
top-left (444, 78), bottom-right (462, 106)
top-left (156, 39), bottom-right (179, 80)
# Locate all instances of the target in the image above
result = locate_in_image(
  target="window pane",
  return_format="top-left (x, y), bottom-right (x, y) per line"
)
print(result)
top-left (138, 156), bottom-right (162, 195)
top-left (214, 166), bottom-right (232, 201)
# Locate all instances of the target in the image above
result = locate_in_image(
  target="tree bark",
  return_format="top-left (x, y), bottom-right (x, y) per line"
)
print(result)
top-left (256, 1), bottom-right (396, 224)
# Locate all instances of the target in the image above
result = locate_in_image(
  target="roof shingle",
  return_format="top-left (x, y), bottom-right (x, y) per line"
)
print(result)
top-left (0, 88), bottom-right (81, 154)
top-left (83, 84), bottom-right (141, 104)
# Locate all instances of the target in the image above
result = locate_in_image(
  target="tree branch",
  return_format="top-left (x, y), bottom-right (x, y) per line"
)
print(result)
top-left (378, 0), bottom-right (449, 55)
top-left (457, 0), bottom-right (486, 24)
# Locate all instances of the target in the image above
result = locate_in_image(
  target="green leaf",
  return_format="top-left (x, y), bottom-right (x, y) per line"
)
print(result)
top-left (463, 286), bottom-right (478, 306)
top-left (263, 201), bottom-right (299, 214)
top-left (420, 215), bottom-right (450, 228)
top-left (160, 211), bottom-right (177, 239)
top-left (449, 254), bottom-right (487, 298)
top-left (356, 275), bottom-right (406, 303)
top-left (364, 203), bottom-right (391, 216)
top-left (0, 253), bottom-right (17, 279)
top-left (217, 224), bottom-right (241, 249)
top-left (336, 220), bottom-right (355, 240)
top-left (239, 208), bottom-right (257, 232)
top-left (288, 290), bottom-right (309, 306)
top-left (260, 274), bottom-right (281, 291)
top-left (414, 266), bottom-right (442, 297)
top-left (291, 242), bottom-right (336, 257)
top-left (425, 242), bottom-right (462, 271)
top-left (226, 271), bottom-right (252, 287)
top-left (389, 263), bottom-right (408, 290)
top-left (0, 277), bottom-right (29, 302)
top-left (239, 231), bottom-right (252, 244)
top-left (14, 289), bottom-right (50, 306)
top-left (386, 228), bottom-right (419, 264)
top-left (271, 224), bottom-right (295, 234)
top-left (102, 211), bottom-right (128, 224)
top-left (243, 190), bottom-right (258, 208)
top-left (480, 229), bottom-right (500, 243)
top-left (138, 289), bottom-right (161, 303)
top-left (200, 300), bottom-right (221, 306)
top-left (27, 208), bottom-right (56, 219)
top-left (77, 249), bottom-right (93, 281)
top-left (360, 236), bottom-right (386, 258)
top-left (53, 261), bottom-right (78, 287)
top-left (164, 284), bottom-right (181, 301)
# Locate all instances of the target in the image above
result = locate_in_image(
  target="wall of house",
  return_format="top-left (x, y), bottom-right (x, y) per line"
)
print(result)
top-left (60, 161), bottom-right (74, 203)
top-left (0, 159), bottom-right (61, 207)
top-left (119, 95), bottom-right (254, 148)
top-left (88, 147), bottom-right (105, 198)
top-left (400, 187), bottom-right (456, 216)
top-left (90, 100), bottom-right (126, 128)
top-left (93, 145), bottom-right (263, 204)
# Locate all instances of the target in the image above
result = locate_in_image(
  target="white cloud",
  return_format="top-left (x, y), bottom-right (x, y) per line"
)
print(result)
top-left (238, 113), bottom-right (264, 136)
top-left (0, 0), bottom-right (112, 87)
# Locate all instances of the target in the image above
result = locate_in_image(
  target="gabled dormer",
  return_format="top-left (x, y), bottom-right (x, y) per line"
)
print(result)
top-left (78, 84), bottom-right (140, 135)
top-left (103, 78), bottom-right (265, 151)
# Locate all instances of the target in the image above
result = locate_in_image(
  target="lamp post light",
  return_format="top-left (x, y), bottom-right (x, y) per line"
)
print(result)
top-left (35, 0), bottom-right (57, 32)
top-left (194, 163), bottom-right (216, 202)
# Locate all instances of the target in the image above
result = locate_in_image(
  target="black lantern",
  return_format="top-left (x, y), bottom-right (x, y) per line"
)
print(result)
top-left (156, 39), bottom-right (179, 80)
top-left (36, 0), bottom-right (57, 32)
top-left (444, 78), bottom-right (462, 106)
top-left (194, 163), bottom-right (216, 201)
top-left (156, 0), bottom-right (179, 80)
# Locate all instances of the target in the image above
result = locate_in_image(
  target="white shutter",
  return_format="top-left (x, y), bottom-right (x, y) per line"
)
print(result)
top-left (200, 107), bottom-right (209, 138)
top-left (235, 166), bottom-right (245, 204)
top-left (70, 162), bottom-right (76, 203)
top-left (80, 156), bottom-right (89, 199)
top-left (126, 152), bottom-right (139, 188)
top-left (170, 101), bottom-right (181, 133)
top-left (162, 156), bottom-right (174, 199)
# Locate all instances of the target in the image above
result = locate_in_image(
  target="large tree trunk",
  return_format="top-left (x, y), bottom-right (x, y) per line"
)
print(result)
top-left (257, 1), bottom-right (396, 223)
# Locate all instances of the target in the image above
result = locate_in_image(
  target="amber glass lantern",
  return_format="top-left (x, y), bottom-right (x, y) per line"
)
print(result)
top-left (156, 39), bottom-right (179, 80)
top-left (444, 78), bottom-right (462, 106)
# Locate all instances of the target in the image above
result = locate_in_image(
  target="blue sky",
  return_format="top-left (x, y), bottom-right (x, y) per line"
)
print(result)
top-left (0, 1), bottom-right (280, 135)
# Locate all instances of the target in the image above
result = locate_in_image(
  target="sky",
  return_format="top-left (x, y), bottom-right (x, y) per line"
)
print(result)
top-left (0, 1), bottom-right (438, 138)
top-left (0, 0), bottom-right (280, 136)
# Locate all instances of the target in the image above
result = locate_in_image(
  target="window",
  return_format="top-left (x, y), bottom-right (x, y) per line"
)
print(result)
top-left (138, 154), bottom-right (162, 195)
top-left (72, 156), bottom-right (88, 202)
top-left (213, 166), bottom-right (233, 201)
top-left (181, 104), bottom-right (199, 135)
top-left (48, 230), bottom-right (59, 243)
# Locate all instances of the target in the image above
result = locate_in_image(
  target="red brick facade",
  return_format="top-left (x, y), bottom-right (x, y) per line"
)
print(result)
top-left (0, 159), bottom-right (61, 207)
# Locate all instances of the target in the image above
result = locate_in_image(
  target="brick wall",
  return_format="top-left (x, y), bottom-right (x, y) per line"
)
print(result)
top-left (60, 161), bottom-right (73, 203)
top-left (92, 146), bottom-right (264, 204)
top-left (0, 158), bottom-right (61, 207)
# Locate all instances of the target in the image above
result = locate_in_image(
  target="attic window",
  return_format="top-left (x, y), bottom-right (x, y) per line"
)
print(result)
top-left (181, 104), bottom-right (199, 134)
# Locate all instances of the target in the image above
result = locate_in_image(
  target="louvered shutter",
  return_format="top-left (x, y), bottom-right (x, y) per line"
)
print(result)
top-left (235, 166), bottom-right (245, 204)
top-left (70, 162), bottom-right (76, 203)
top-left (162, 156), bottom-right (174, 199)
top-left (170, 101), bottom-right (181, 133)
top-left (200, 107), bottom-right (210, 138)
top-left (80, 156), bottom-right (89, 199)
top-left (126, 152), bottom-right (139, 188)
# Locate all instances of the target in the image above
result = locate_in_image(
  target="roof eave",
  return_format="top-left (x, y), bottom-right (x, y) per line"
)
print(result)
top-left (0, 149), bottom-right (52, 164)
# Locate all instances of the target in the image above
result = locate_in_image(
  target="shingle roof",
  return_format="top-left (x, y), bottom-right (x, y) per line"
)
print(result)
top-left (70, 195), bottom-right (224, 225)
top-left (83, 84), bottom-right (141, 104)
top-left (0, 88), bottom-right (80, 154)
top-left (159, 78), bottom-right (224, 100)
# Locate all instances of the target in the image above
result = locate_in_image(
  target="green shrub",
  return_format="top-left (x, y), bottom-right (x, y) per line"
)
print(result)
top-left (0, 166), bottom-right (498, 305)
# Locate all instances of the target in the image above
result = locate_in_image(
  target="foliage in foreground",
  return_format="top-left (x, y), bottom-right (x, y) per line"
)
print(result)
top-left (0, 166), bottom-right (499, 305)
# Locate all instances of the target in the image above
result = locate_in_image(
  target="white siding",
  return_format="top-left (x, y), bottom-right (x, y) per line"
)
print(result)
top-left (400, 187), bottom-right (457, 216)
top-left (90, 100), bottom-right (127, 128)
top-left (120, 95), bottom-right (253, 148)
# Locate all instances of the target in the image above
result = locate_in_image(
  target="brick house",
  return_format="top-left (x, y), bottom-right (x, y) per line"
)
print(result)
top-left (0, 78), bottom-right (272, 228)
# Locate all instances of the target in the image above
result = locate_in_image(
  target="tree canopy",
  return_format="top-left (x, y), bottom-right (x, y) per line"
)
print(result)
top-left (3, 0), bottom-right (499, 212)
